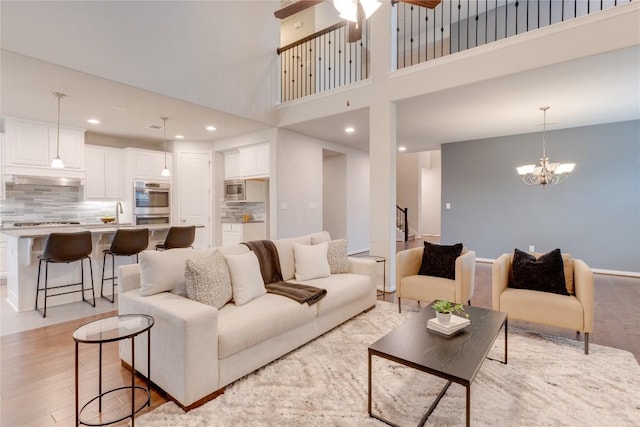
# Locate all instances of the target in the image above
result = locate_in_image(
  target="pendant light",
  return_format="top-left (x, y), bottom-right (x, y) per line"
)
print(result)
top-left (50, 92), bottom-right (66, 169)
top-left (160, 116), bottom-right (171, 177)
top-left (516, 106), bottom-right (575, 188)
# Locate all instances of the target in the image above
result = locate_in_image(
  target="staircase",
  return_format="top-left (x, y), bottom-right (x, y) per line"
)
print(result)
top-left (396, 205), bottom-right (415, 242)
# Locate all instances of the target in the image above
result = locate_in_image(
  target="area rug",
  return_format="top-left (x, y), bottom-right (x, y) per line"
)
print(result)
top-left (135, 301), bottom-right (640, 426)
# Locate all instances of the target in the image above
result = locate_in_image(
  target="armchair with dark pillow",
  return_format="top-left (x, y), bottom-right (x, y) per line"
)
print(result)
top-left (492, 249), bottom-right (594, 354)
top-left (396, 242), bottom-right (476, 313)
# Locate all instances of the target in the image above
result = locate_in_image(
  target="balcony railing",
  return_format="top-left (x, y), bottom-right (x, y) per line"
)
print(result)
top-left (277, 21), bottom-right (370, 103)
top-left (396, 0), bottom-right (632, 68)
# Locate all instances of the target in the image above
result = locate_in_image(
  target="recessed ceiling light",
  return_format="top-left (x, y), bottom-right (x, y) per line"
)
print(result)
top-left (345, 127), bottom-right (355, 133)
top-left (87, 118), bottom-right (100, 125)
top-left (398, 146), bottom-right (407, 152)
top-left (175, 135), bottom-right (185, 139)
top-left (206, 125), bottom-right (216, 131)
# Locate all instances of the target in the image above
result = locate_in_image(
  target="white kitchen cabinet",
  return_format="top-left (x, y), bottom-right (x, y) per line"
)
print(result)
top-left (224, 152), bottom-right (240, 179)
top-left (125, 148), bottom-right (172, 182)
top-left (239, 144), bottom-right (270, 178)
top-left (84, 145), bottom-right (124, 200)
top-left (221, 222), bottom-right (265, 246)
top-left (3, 117), bottom-right (85, 177)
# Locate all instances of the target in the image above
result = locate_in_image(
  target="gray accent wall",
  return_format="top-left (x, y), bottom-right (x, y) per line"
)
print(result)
top-left (441, 120), bottom-right (640, 272)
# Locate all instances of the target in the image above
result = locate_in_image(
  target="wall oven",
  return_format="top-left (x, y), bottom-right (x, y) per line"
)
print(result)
top-left (134, 214), bottom-right (171, 226)
top-left (134, 181), bottom-right (170, 216)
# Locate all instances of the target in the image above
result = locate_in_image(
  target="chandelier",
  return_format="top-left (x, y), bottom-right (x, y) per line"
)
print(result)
top-left (516, 106), bottom-right (575, 187)
top-left (333, 0), bottom-right (381, 22)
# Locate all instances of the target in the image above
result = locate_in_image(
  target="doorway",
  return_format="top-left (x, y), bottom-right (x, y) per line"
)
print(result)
top-left (322, 149), bottom-right (347, 239)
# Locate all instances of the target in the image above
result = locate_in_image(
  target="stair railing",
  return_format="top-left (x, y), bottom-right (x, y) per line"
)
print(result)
top-left (396, 205), bottom-right (408, 242)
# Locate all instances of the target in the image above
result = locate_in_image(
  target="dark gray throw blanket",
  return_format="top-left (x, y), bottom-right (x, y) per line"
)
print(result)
top-left (242, 240), bottom-right (327, 306)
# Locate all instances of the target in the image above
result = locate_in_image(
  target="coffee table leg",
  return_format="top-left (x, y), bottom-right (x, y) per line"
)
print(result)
top-left (367, 351), bottom-right (372, 415)
top-left (504, 318), bottom-right (508, 365)
top-left (466, 385), bottom-right (471, 427)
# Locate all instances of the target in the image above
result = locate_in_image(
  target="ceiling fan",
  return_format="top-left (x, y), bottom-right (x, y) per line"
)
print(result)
top-left (274, 0), bottom-right (442, 42)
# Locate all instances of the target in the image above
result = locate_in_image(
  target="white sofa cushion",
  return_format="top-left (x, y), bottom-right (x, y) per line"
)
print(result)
top-left (224, 251), bottom-right (266, 306)
top-left (185, 250), bottom-right (232, 310)
top-left (217, 293), bottom-right (317, 358)
top-left (299, 273), bottom-right (373, 316)
top-left (139, 248), bottom-right (215, 297)
top-left (294, 242), bottom-right (331, 281)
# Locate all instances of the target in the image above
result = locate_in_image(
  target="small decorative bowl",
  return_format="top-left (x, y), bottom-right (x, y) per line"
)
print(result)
top-left (100, 217), bottom-right (116, 223)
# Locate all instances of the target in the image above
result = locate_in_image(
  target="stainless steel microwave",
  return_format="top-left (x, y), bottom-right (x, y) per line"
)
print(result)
top-left (134, 181), bottom-right (170, 215)
top-left (224, 179), bottom-right (245, 201)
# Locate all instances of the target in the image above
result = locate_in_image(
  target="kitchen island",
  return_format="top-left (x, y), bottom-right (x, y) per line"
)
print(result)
top-left (2, 224), bottom-right (203, 312)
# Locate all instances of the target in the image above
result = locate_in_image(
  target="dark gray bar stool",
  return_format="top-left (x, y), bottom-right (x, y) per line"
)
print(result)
top-left (35, 231), bottom-right (95, 318)
top-left (155, 226), bottom-right (195, 250)
top-left (101, 228), bottom-right (149, 303)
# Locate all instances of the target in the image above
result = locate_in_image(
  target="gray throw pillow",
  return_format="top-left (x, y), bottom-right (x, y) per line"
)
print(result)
top-left (312, 237), bottom-right (351, 274)
top-left (185, 250), bottom-right (232, 309)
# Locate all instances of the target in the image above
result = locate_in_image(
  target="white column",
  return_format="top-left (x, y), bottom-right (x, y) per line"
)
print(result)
top-left (367, 3), bottom-right (397, 291)
top-left (369, 101), bottom-right (397, 292)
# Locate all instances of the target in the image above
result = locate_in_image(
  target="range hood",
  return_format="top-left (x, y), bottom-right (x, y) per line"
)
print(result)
top-left (8, 175), bottom-right (84, 187)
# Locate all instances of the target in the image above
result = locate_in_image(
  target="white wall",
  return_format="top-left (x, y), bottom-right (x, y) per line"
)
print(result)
top-left (396, 153), bottom-right (420, 235)
top-left (276, 129), bottom-right (369, 253)
top-left (323, 152), bottom-right (347, 240)
top-left (419, 150), bottom-right (441, 236)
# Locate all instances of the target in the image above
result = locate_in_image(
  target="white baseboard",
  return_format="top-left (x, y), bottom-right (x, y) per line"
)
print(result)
top-left (476, 257), bottom-right (639, 278)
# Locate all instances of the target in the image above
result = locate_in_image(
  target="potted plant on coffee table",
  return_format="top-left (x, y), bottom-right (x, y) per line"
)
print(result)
top-left (431, 300), bottom-right (469, 325)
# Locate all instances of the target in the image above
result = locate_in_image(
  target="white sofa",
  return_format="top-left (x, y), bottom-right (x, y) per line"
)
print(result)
top-left (117, 232), bottom-right (377, 409)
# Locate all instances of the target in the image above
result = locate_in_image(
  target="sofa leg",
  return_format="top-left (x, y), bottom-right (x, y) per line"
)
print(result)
top-left (584, 333), bottom-right (589, 355)
top-left (398, 297), bottom-right (402, 313)
top-left (467, 299), bottom-right (472, 306)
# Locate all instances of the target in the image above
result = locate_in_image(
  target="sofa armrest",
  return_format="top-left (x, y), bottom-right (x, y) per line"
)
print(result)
top-left (395, 247), bottom-right (423, 298)
top-left (573, 259), bottom-right (595, 333)
top-left (118, 290), bottom-right (220, 408)
top-left (492, 254), bottom-right (511, 311)
top-left (118, 264), bottom-right (141, 293)
top-left (349, 257), bottom-right (377, 285)
top-left (455, 250), bottom-right (476, 304)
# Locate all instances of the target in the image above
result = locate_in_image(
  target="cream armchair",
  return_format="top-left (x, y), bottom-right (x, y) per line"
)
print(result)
top-left (396, 247), bottom-right (476, 313)
top-left (492, 253), bottom-right (594, 354)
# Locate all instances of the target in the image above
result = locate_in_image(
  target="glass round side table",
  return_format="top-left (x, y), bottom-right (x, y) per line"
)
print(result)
top-left (73, 314), bottom-right (154, 427)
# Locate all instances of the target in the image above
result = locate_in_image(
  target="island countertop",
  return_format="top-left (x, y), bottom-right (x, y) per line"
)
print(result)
top-left (2, 223), bottom-right (204, 312)
top-left (1, 223), bottom-right (202, 238)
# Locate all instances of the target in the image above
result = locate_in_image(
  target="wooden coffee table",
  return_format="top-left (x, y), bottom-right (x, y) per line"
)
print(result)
top-left (368, 304), bottom-right (507, 426)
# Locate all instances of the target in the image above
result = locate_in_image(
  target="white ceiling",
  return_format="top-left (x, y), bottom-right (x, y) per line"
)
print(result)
top-left (283, 45), bottom-right (640, 153)
top-left (1, 51), bottom-right (271, 143)
top-left (0, 1), bottom-right (638, 152)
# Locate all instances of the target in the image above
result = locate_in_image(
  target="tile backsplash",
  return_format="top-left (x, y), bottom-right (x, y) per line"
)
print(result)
top-left (1, 184), bottom-right (117, 225)
top-left (220, 202), bottom-right (266, 223)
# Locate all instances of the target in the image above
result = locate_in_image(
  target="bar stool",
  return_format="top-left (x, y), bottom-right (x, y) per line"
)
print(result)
top-left (101, 228), bottom-right (149, 303)
top-left (36, 231), bottom-right (95, 318)
top-left (155, 226), bottom-right (196, 250)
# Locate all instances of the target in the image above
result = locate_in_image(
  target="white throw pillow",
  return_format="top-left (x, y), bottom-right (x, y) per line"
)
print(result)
top-left (311, 238), bottom-right (351, 274)
top-left (139, 248), bottom-right (214, 297)
top-left (294, 242), bottom-right (331, 281)
top-left (224, 251), bottom-right (266, 306)
top-left (185, 250), bottom-right (232, 309)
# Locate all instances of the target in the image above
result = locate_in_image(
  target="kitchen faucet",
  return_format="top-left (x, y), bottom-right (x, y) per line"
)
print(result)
top-left (116, 202), bottom-right (124, 227)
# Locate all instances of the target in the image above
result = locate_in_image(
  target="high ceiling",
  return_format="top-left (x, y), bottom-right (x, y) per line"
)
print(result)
top-left (1, 1), bottom-right (638, 152)
top-left (284, 46), bottom-right (640, 153)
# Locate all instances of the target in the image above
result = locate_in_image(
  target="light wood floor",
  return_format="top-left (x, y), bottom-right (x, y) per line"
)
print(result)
top-left (2, 240), bottom-right (638, 426)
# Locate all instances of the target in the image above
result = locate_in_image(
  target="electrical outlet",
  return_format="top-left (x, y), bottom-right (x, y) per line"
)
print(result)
top-left (529, 245), bottom-right (535, 252)
top-left (445, 203), bottom-right (451, 210)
